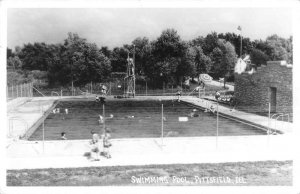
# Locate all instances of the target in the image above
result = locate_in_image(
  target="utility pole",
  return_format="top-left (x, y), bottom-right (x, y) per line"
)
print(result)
top-left (133, 44), bottom-right (136, 97)
top-left (238, 26), bottom-right (243, 57)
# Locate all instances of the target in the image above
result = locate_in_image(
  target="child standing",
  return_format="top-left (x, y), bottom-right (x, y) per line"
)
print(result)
top-left (102, 129), bottom-right (112, 159)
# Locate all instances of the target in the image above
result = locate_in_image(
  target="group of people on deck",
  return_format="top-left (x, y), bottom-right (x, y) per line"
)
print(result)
top-left (59, 129), bottom-right (112, 161)
top-left (89, 129), bottom-right (112, 161)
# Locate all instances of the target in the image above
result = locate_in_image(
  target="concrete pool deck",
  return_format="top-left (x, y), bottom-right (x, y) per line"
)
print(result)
top-left (181, 97), bottom-right (293, 134)
top-left (7, 135), bottom-right (293, 170)
top-left (6, 96), bottom-right (293, 170)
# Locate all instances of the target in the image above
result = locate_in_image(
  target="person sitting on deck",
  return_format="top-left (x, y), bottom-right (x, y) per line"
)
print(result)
top-left (102, 129), bottom-right (112, 159)
top-left (215, 91), bottom-right (221, 101)
top-left (95, 95), bottom-right (100, 102)
top-left (176, 90), bottom-right (182, 102)
top-left (60, 132), bottom-right (67, 140)
top-left (89, 133), bottom-right (101, 161)
top-left (99, 115), bottom-right (104, 124)
top-left (206, 105), bottom-right (216, 114)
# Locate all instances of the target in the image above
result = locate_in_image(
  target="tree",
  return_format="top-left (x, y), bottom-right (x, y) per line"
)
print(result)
top-left (100, 46), bottom-right (112, 58)
top-left (218, 33), bottom-right (253, 57)
top-left (152, 29), bottom-right (186, 60)
top-left (7, 71), bottom-right (26, 86)
top-left (7, 48), bottom-right (14, 59)
top-left (188, 46), bottom-right (212, 76)
top-left (211, 39), bottom-right (237, 87)
top-left (7, 56), bottom-right (22, 70)
top-left (18, 42), bottom-right (57, 71)
top-left (132, 37), bottom-right (151, 75)
top-left (202, 32), bottom-right (219, 55)
top-left (253, 35), bottom-right (293, 64)
top-left (149, 29), bottom-right (188, 85)
top-left (210, 47), bottom-right (223, 77)
top-left (61, 33), bottom-right (112, 86)
top-left (47, 33), bottom-right (111, 86)
top-left (250, 48), bottom-right (269, 66)
top-left (176, 45), bottom-right (196, 83)
top-left (110, 46), bottom-right (128, 73)
top-left (265, 34), bottom-right (291, 63)
top-left (189, 36), bottom-right (205, 47)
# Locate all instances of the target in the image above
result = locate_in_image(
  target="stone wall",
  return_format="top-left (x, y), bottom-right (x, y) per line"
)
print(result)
top-left (234, 61), bottom-right (293, 113)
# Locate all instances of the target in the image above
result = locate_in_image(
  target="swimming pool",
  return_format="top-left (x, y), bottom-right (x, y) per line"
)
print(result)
top-left (29, 99), bottom-right (266, 140)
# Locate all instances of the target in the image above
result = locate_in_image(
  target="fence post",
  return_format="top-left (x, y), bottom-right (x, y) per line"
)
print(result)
top-left (109, 82), bottom-right (111, 96)
top-left (61, 90), bottom-right (62, 98)
top-left (181, 82), bottom-right (183, 92)
top-left (12, 85), bottom-right (14, 99)
top-left (25, 83), bottom-right (27, 97)
top-left (91, 81), bottom-right (93, 94)
top-left (146, 81), bottom-right (148, 96)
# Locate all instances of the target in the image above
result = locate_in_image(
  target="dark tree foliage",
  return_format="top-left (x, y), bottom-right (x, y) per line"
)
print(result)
top-left (7, 48), bottom-right (14, 59)
top-left (7, 30), bottom-right (292, 89)
top-left (250, 48), bottom-right (270, 66)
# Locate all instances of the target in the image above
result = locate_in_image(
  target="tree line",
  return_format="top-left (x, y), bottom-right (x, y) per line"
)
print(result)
top-left (7, 29), bottom-right (293, 88)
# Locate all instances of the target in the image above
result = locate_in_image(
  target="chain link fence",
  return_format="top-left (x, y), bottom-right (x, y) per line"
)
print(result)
top-left (6, 83), bottom-right (34, 101)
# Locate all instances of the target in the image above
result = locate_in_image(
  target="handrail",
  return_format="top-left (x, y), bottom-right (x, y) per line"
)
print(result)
top-left (51, 91), bottom-right (59, 96)
top-left (271, 113), bottom-right (283, 120)
top-left (274, 113), bottom-right (290, 133)
top-left (281, 113), bottom-right (290, 123)
top-left (187, 87), bottom-right (197, 96)
top-left (32, 86), bottom-right (45, 97)
top-left (187, 87), bottom-right (205, 96)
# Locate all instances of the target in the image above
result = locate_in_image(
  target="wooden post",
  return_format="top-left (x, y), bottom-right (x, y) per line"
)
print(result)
top-left (146, 81), bottom-right (148, 96)
top-left (12, 85), bottom-right (14, 99)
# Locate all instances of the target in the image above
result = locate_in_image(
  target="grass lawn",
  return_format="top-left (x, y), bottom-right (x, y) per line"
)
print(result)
top-left (7, 160), bottom-right (292, 186)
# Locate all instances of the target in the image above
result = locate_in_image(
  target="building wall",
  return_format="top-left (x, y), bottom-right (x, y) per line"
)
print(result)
top-left (234, 61), bottom-right (292, 113)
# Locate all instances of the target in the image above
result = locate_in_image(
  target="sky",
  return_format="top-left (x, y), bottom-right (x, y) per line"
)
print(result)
top-left (7, 8), bottom-right (293, 49)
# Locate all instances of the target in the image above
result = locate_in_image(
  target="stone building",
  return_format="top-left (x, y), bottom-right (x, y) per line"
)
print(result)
top-left (234, 61), bottom-right (292, 114)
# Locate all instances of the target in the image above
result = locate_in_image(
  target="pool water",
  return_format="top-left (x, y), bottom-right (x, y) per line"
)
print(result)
top-left (29, 99), bottom-right (266, 140)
